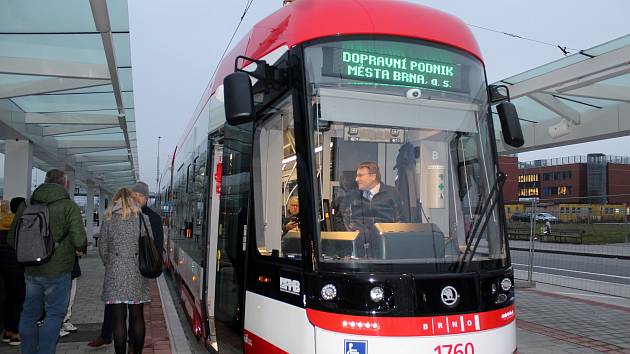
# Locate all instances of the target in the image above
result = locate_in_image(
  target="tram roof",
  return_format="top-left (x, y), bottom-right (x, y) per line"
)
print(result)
top-left (0, 0), bottom-right (137, 194)
top-left (177, 0), bottom-right (481, 154)
top-left (493, 34), bottom-right (630, 154)
top-left (211, 0), bottom-right (481, 94)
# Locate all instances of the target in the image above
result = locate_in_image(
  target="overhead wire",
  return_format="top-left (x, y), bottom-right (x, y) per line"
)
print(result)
top-left (466, 23), bottom-right (581, 56)
top-left (180, 0), bottom-right (257, 145)
top-left (203, 0), bottom-right (256, 96)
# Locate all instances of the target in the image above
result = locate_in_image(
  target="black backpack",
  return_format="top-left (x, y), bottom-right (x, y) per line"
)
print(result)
top-left (15, 200), bottom-right (64, 265)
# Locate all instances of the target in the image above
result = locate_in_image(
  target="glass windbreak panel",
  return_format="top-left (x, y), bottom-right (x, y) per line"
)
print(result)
top-left (107, 0), bottom-right (131, 32)
top-left (46, 84), bottom-right (114, 95)
top-left (122, 91), bottom-right (134, 108)
top-left (0, 1), bottom-right (96, 33)
top-left (252, 95), bottom-right (302, 259)
top-left (305, 38), bottom-right (505, 272)
top-left (12, 92), bottom-right (116, 112)
top-left (118, 68), bottom-right (133, 91)
top-left (0, 34), bottom-right (106, 64)
top-left (113, 33), bottom-right (131, 67)
top-left (0, 74), bottom-right (47, 86)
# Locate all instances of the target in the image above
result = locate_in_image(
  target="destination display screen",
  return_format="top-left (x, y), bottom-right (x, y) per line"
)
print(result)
top-left (322, 46), bottom-right (465, 92)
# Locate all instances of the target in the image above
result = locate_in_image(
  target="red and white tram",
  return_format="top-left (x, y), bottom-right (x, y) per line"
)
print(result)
top-left (159, 1), bottom-right (524, 353)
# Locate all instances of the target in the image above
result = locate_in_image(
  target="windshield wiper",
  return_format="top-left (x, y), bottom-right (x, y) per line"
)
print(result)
top-left (456, 172), bottom-right (506, 273)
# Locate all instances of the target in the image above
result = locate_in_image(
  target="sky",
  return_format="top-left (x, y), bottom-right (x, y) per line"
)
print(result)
top-left (127, 0), bottom-right (630, 192)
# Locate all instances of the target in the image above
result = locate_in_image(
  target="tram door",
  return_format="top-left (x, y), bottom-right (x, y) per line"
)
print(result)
top-left (205, 143), bottom-right (222, 350)
top-left (211, 123), bottom-right (253, 353)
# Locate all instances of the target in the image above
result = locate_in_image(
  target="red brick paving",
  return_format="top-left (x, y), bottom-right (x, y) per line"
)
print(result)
top-left (517, 319), bottom-right (630, 353)
top-left (143, 280), bottom-right (172, 354)
top-left (520, 288), bottom-right (630, 313)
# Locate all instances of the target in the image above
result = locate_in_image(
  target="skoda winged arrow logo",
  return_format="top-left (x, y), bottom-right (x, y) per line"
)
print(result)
top-left (440, 286), bottom-right (460, 308)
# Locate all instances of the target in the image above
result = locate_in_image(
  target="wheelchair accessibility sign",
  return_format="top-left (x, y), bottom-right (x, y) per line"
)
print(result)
top-left (344, 339), bottom-right (367, 354)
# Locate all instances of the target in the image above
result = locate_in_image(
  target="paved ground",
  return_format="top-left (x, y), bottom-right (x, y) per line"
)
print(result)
top-left (0, 249), bottom-right (172, 354)
top-left (1, 247), bottom-right (628, 353)
top-left (515, 285), bottom-right (630, 353)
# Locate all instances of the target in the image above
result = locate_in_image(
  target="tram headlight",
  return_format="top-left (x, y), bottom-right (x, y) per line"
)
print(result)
top-left (500, 278), bottom-right (513, 292)
top-left (369, 286), bottom-right (384, 303)
top-left (321, 284), bottom-right (337, 301)
top-left (494, 293), bottom-right (508, 304)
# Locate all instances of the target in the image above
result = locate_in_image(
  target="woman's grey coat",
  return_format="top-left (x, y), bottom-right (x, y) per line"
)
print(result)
top-left (99, 212), bottom-right (153, 304)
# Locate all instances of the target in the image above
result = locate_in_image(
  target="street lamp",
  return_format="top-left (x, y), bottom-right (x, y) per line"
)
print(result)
top-left (156, 136), bottom-right (161, 198)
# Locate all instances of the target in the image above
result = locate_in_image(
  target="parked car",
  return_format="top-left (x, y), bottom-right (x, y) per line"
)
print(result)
top-left (535, 212), bottom-right (558, 222)
top-left (511, 212), bottom-right (531, 222)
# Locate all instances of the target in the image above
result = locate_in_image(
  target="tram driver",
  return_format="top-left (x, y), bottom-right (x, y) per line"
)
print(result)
top-left (337, 162), bottom-right (404, 258)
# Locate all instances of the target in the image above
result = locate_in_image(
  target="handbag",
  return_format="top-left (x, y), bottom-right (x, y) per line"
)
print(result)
top-left (138, 214), bottom-right (162, 278)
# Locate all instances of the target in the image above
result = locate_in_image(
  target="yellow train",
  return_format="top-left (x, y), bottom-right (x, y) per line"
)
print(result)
top-left (505, 203), bottom-right (628, 223)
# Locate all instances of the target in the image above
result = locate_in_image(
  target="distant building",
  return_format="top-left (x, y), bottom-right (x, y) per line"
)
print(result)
top-left (499, 154), bottom-right (630, 205)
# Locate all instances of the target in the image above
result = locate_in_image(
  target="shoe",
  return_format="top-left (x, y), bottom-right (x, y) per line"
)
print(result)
top-left (87, 337), bottom-right (112, 348)
top-left (59, 329), bottom-right (70, 338)
top-left (8, 337), bottom-right (20, 346)
top-left (36, 320), bottom-right (43, 327)
top-left (62, 321), bottom-right (78, 332)
top-left (1, 333), bottom-right (10, 343)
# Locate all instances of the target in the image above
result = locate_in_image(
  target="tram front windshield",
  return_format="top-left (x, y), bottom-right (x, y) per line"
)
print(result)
top-left (303, 38), bottom-right (506, 272)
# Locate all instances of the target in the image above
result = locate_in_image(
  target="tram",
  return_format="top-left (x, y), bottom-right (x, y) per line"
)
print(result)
top-left (159, 0), bottom-right (524, 353)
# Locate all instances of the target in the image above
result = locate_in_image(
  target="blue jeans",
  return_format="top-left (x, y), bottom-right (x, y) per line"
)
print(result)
top-left (20, 273), bottom-right (71, 354)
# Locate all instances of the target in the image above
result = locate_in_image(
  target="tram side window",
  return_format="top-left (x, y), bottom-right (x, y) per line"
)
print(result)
top-left (252, 96), bottom-right (301, 259)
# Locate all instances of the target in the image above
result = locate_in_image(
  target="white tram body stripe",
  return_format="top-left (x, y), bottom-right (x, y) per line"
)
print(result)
top-left (244, 291), bottom-right (315, 354)
top-left (244, 291), bottom-right (516, 354)
top-left (315, 321), bottom-right (516, 354)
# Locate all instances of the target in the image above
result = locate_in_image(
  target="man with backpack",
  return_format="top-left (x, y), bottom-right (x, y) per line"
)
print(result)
top-left (8, 169), bottom-right (87, 354)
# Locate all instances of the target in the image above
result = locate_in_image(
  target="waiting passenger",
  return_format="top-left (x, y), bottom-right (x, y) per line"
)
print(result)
top-left (0, 198), bottom-right (26, 347)
top-left (13, 169), bottom-right (87, 354)
top-left (99, 188), bottom-right (152, 354)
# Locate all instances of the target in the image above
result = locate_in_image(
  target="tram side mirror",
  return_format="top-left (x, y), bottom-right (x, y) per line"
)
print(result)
top-left (224, 72), bottom-right (255, 125)
top-left (489, 85), bottom-right (510, 104)
top-left (497, 102), bottom-right (524, 147)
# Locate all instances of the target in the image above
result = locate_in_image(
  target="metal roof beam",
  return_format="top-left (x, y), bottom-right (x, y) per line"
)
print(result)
top-left (552, 84), bottom-right (630, 103)
top-left (88, 164), bottom-right (131, 172)
top-left (104, 172), bottom-right (134, 178)
top-left (528, 92), bottom-right (581, 124)
top-left (25, 113), bottom-right (119, 125)
top-left (42, 124), bottom-right (118, 136)
top-left (65, 147), bottom-right (127, 155)
top-left (75, 155), bottom-right (129, 163)
top-left (56, 139), bottom-right (126, 149)
top-left (103, 177), bottom-right (135, 182)
top-left (90, 0), bottom-right (136, 180)
top-left (498, 102), bottom-right (630, 154)
top-left (507, 45), bottom-right (630, 99)
top-left (0, 78), bottom-right (109, 99)
top-left (0, 56), bottom-right (111, 80)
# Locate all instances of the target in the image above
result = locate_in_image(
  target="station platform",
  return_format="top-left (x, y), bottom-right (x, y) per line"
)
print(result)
top-left (0, 249), bottom-right (174, 354)
top-left (0, 249), bottom-right (628, 353)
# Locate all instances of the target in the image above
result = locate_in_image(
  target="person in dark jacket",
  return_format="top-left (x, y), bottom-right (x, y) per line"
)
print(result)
top-left (88, 181), bottom-right (163, 351)
top-left (0, 197), bottom-right (26, 346)
top-left (9, 170), bottom-right (87, 354)
top-left (339, 162), bottom-right (403, 258)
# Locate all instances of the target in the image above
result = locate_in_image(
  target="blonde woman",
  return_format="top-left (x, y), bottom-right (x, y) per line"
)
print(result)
top-left (99, 188), bottom-right (153, 354)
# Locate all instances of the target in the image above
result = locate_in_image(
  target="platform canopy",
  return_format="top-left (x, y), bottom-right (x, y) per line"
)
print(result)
top-left (0, 0), bottom-right (137, 193)
top-left (493, 35), bottom-right (630, 154)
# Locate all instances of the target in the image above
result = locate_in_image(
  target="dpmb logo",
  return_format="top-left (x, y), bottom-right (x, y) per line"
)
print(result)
top-left (344, 340), bottom-right (367, 354)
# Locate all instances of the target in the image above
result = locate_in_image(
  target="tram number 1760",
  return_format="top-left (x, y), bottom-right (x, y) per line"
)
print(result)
top-left (434, 343), bottom-right (475, 354)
